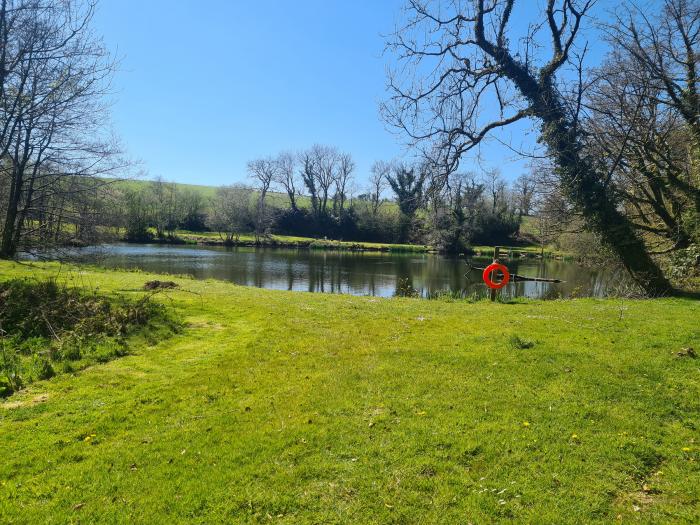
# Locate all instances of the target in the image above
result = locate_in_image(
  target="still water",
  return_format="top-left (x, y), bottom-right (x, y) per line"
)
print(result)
top-left (64, 243), bottom-right (625, 299)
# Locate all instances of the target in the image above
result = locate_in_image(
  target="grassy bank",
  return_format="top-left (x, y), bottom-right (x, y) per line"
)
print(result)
top-left (172, 231), bottom-right (430, 253)
top-left (0, 262), bottom-right (698, 523)
top-left (471, 244), bottom-right (570, 259)
top-left (135, 230), bottom-right (568, 257)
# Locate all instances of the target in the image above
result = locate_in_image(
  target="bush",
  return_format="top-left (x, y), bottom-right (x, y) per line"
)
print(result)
top-left (508, 334), bottom-right (535, 350)
top-left (471, 213), bottom-right (520, 246)
top-left (0, 344), bottom-right (22, 396)
top-left (0, 278), bottom-right (179, 396)
top-left (395, 278), bottom-right (420, 298)
top-left (29, 355), bottom-right (55, 381)
top-left (667, 244), bottom-right (700, 282)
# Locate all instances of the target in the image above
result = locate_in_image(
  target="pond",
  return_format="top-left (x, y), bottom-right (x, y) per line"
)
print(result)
top-left (59, 243), bottom-right (626, 299)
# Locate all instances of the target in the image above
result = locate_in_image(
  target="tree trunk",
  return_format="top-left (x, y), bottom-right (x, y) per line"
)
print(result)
top-left (256, 189), bottom-right (267, 238)
top-left (287, 191), bottom-right (298, 213)
top-left (502, 62), bottom-right (673, 295)
top-left (0, 169), bottom-right (22, 258)
top-left (540, 115), bottom-right (672, 295)
top-left (0, 205), bottom-right (18, 257)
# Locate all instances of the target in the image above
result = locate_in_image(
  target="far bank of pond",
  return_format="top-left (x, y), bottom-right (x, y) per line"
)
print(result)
top-left (64, 243), bottom-right (623, 299)
top-left (129, 231), bottom-right (565, 258)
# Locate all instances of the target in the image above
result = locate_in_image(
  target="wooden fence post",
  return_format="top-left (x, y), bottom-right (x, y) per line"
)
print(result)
top-left (490, 246), bottom-right (501, 302)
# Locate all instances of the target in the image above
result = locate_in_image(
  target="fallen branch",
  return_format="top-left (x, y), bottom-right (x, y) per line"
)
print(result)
top-left (466, 264), bottom-right (564, 283)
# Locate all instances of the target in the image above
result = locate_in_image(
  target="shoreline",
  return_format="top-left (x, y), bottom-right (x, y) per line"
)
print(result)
top-left (119, 233), bottom-right (566, 258)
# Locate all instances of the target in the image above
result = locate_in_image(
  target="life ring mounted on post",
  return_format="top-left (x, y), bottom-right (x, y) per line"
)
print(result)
top-left (482, 263), bottom-right (510, 290)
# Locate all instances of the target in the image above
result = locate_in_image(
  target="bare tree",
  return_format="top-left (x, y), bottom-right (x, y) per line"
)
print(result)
top-left (150, 177), bottom-right (182, 238)
top-left (586, 52), bottom-right (695, 251)
top-left (590, 1), bottom-right (700, 251)
top-left (274, 151), bottom-right (299, 212)
top-left (610, 0), bottom-right (700, 152)
top-left (300, 144), bottom-right (338, 218)
top-left (122, 186), bottom-right (151, 241)
top-left (333, 152), bottom-right (355, 214)
top-left (483, 169), bottom-right (507, 216)
top-left (247, 157), bottom-right (277, 237)
top-left (178, 188), bottom-right (207, 231)
top-left (207, 184), bottom-right (253, 243)
top-left (0, 0), bottom-right (120, 257)
top-left (384, 0), bottom-right (672, 294)
top-left (369, 160), bottom-right (392, 216)
top-left (514, 173), bottom-right (535, 218)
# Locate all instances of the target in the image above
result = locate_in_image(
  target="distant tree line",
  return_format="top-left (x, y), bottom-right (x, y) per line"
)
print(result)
top-left (108, 146), bottom-right (535, 253)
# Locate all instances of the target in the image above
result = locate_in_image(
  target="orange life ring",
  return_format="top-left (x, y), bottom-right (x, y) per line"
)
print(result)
top-left (482, 263), bottom-right (510, 289)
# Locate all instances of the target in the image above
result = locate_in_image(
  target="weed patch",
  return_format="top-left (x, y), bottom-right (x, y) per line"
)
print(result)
top-left (0, 278), bottom-right (179, 396)
top-left (508, 334), bottom-right (535, 349)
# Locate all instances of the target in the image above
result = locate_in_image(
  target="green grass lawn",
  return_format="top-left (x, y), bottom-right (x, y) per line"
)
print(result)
top-left (0, 261), bottom-right (698, 524)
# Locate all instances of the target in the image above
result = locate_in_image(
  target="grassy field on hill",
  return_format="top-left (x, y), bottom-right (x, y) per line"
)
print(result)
top-left (111, 178), bottom-right (363, 213)
top-left (0, 261), bottom-right (698, 524)
top-left (111, 178), bottom-right (219, 200)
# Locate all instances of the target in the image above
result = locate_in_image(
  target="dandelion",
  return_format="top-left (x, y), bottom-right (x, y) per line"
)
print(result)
top-left (682, 447), bottom-right (691, 452)
top-left (522, 421), bottom-right (530, 427)
top-left (571, 433), bottom-right (579, 440)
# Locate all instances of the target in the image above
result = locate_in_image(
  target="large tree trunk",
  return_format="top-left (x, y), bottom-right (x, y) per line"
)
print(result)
top-left (540, 113), bottom-right (673, 295)
top-left (0, 169), bottom-right (21, 258)
top-left (0, 206), bottom-right (18, 258)
top-left (11, 172), bottom-right (35, 251)
top-left (499, 59), bottom-right (674, 295)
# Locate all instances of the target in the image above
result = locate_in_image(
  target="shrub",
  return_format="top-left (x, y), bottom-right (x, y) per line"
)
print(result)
top-left (508, 334), bottom-right (535, 350)
top-left (0, 344), bottom-right (22, 397)
top-left (395, 278), bottom-right (420, 298)
top-left (0, 278), bottom-right (179, 396)
top-left (667, 244), bottom-right (700, 282)
top-left (29, 355), bottom-right (55, 381)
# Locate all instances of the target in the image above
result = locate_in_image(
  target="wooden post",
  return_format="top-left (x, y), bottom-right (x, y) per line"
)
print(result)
top-left (490, 246), bottom-right (501, 302)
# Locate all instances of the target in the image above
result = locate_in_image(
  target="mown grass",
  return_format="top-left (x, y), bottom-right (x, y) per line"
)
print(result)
top-left (0, 261), bottom-right (698, 524)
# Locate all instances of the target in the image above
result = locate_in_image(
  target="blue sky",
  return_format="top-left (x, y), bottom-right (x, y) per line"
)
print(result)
top-left (93, 0), bottom-right (613, 188)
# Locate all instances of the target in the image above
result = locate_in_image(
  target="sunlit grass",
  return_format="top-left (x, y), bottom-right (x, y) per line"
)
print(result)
top-left (1, 262), bottom-right (697, 523)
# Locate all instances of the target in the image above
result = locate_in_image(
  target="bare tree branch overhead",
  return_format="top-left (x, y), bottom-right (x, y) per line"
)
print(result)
top-left (383, 0), bottom-right (680, 295)
top-left (247, 156), bottom-right (277, 239)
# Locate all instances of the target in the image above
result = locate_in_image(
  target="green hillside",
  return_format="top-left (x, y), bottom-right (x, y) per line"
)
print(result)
top-left (107, 177), bottom-right (399, 214)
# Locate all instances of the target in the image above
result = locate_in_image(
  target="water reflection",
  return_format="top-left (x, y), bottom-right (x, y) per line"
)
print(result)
top-left (64, 243), bottom-right (626, 299)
